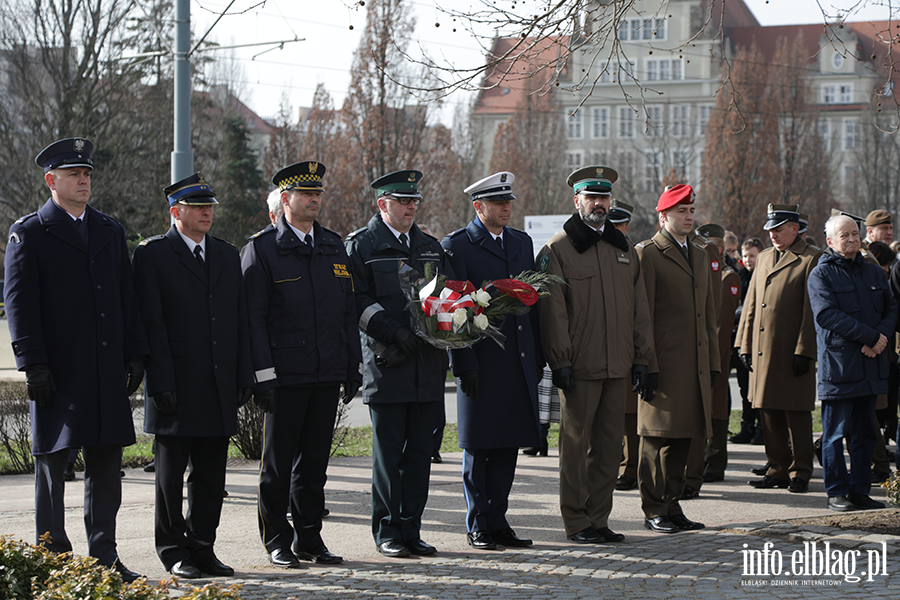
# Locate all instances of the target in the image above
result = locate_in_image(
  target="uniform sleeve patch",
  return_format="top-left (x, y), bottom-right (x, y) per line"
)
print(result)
top-left (711, 260), bottom-right (720, 271)
top-left (538, 253), bottom-right (551, 272)
top-left (730, 285), bottom-right (739, 296)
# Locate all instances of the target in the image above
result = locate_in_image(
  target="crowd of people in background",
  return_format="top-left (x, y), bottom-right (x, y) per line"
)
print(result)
top-left (5, 137), bottom-right (896, 582)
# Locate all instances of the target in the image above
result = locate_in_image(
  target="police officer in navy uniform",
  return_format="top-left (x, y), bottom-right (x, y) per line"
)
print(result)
top-left (241, 161), bottom-right (362, 568)
top-left (440, 172), bottom-right (542, 550)
top-left (4, 138), bottom-right (148, 582)
top-left (132, 173), bottom-right (254, 579)
top-left (345, 170), bottom-right (454, 558)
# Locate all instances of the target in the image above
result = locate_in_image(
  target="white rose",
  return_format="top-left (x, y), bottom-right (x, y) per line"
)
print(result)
top-left (473, 289), bottom-right (491, 307)
top-left (452, 308), bottom-right (468, 327)
top-left (473, 313), bottom-right (489, 330)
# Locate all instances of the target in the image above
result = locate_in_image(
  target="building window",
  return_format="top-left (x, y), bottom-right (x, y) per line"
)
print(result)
top-left (619, 107), bottom-right (635, 138)
top-left (566, 151), bottom-right (583, 169)
top-left (818, 119), bottom-right (831, 151)
top-left (647, 60), bottom-right (657, 81)
top-left (631, 20), bottom-right (641, 41)
top-left (645, 106), bottom-right (663, 137)
top-left (642, 19), bottom-right (653, 40)
top-left (619, 18), bottom-right (666, 41)
top-left (699, 104), bottom-right (714, 136)
top-left (644, 152), bottom-right (662, 193)
top-left (617, 150), bottom-right (636, 182)
top-left (618, 20), bottom-right (628, 40)
top-left (659, 60), bottom-right (670, 81)
top-left (646, 59), bottom-right (682, 81)
top-left (672, 105), bottom-right (690, 137)
top-left (592, 107), bottom-right (609, 138)
top-left (840, 84), bottom-right (853, 103)
top-left (567, 111), bottom-right (583, 139)
top-left (673, 150), bottom-right (690, 181)
top-left (823, 85), bottom-right (836, 104)
top-left (844, 118), bottom-right (860, 150)
top-left (832, 52), bottom-right (844, 69)
top-left (655, 18), bottom-right (666, 40)
top-left (592, 150), bottom-right (610, 166)
top-left (671, 60), bottom-right (682, 80)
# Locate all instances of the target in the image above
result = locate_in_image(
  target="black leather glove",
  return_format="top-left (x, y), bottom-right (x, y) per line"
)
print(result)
top-left (341, 380), bottom-right (361, 404)
top-left (740, 353), bottom-right (753, 372)
top-left (153, 391), bottom-right (177, 415)
top-left (237, 387), bottom-right (254, 408)
top-left (125, 356), bottom-right (145, 396)
top-left (631, 364), bottom-right (648, 394)
top-left (375, 343), bottom-right (407, 367)
top-left (710, 371), bottom-right (719, 388)
top-left (640, 373), bottom-right (659, 402)
top-left (392, 327), bottom-right (418, 358)
top-left (551, 367), bottom-right (576, 393)
top-left (25, 364), bottom-right (56, 407)
top-left (255, 388), bottom-right (277, 414)
top-left (793, 355), bottom-right (812, 377)
top-left (459, 370), bottom-right (480, 398)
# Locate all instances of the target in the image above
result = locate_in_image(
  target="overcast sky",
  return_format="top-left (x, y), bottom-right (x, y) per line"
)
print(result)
top-left (191, 0), bottom-right (897, 121)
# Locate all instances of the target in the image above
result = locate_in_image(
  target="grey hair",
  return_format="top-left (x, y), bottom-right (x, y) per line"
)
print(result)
top-left (267, 188), bottom-right (283, 218)
top-left (824, 215), bottom-right (856, 240)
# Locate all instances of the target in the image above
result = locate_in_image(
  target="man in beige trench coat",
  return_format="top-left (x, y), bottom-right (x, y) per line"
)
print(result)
top-left (737, 204), bottom-right (821, 494)
top-left (635, 184), bottom-right (719, 534)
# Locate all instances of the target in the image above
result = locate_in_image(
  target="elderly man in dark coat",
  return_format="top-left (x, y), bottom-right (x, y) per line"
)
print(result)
top-left (441, 172), bottom-right (542, 550)
top-left (3, 138), bottom-right (148, 582)
top-left (808, 215), bottom-right (896, 512)
top-left (133, 173), bottom-right (254, 578)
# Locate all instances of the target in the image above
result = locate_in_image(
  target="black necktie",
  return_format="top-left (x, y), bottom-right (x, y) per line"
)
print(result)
top-left (399, 233), bottom-right (408, 248)
top-left (495, 235), bottom-right (503, 251)
top-left (74, 218), bottom-right (87, 243)
top-left (194, 245), bottom-right (205, 272)
top-left (304, 235), bottom-right (313, 249)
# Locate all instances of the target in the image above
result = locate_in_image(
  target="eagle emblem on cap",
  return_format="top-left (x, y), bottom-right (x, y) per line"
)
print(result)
top-left (74, 139), bottom-right (85, 152)
top-left (197, 172), bottom-right (208, 185)
top-left (407, 173), bottom-right (416, 182)
top-left (596, 168), bottom-right (604, 177)
top-left (309, 162), bottom-right (318, 173)
top-left (500, 173), bottom-right (508, 183)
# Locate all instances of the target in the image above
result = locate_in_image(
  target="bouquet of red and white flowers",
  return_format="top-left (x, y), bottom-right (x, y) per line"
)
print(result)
top-left (399, 262), bottom-right (564, 350)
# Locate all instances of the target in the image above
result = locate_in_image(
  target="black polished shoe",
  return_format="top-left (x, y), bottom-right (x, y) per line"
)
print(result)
top-left (322, 508), bottom-right (331, 518)
top-left (644, 516), bottom-right (679, 533)
top-left (268, 547), bottom-right (301, 568)
top-left (143, 460), bottom-right (155, 473)
top-left (467, 531), bottom-right (496, 550)
top-left (567, 527), bottom-right (602, 543)
top-left (827, 495), bottom-right (856, 512)
top-left (404, 538), bottom-right (437, 555)
top-left (595, 527), bottom-right (625, 542)
top-left (112, 559), bottom-right (142, 583)
top-left (195, 555), bottom-right (234, 577)
top-left (169, 558), bottom-right (201, 579)
top-left (669, 514), bottom-right (705, 530)
top-left (431, 451), bottom-right (442, 464)
top-left (522, 438), bottom-right (549, 456)
top-left (848, 493), bottom-right (886, 510)
top-left (787, 478), bottom-right (809, 494)
top-left (702, 471), bottom-right (724, 483)
top-left (491, 527), bottom-right (532, 547)
top-left (64, 463), bottom-right (76, 482)
top-left (295, 544), bottom-right (343, 564)
top-left (376, 540), bottom-right (410, 558)
top-left (615, 475), bottom-right (638, 491)
top-left (681, 485), bottom-right (700, 500)
top-left (750, 462), bottom-right (771, 476)
top-left (872, 470), bottom-right (891, 484)
top-left (748, 475), bottom-right (790, 489)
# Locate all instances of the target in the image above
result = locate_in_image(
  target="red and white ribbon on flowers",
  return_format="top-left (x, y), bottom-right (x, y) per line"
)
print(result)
top-left (420, 276), bottom-right (476, 331)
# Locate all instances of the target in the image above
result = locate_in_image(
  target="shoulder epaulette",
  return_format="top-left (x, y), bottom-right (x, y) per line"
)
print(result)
top-left (248, 227), bottom-right (273, 241)
top-left (346, 227), bottom-right (367, 241)
top-left (137, 234), bottom-right (165, 247)
top-left (13, 212), bottom-right (37, 225)
top-left (210, 235), bottom-right (237, 249)
top-left (446, 227), bottom-right (466, 239)
top-left (635, 240), bottom-right (652, 249)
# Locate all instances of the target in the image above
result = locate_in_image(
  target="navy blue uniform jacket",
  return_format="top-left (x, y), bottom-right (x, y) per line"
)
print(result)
top-left (345, 214), bottom-right (453, 404)
top-left (241, 216), bottom-right (362, 391)
top-left (133, 227), bottom-right (254, 436)
top-left (441, 219), bottom-right (542, 449)
top-left (808, 248), bottom-right (897, 401)
top-left (4, 199), bottom-right (148, 454)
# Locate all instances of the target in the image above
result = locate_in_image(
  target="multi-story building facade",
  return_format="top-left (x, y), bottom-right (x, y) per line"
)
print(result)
top-left (474, 0), bottom-right (897, 234)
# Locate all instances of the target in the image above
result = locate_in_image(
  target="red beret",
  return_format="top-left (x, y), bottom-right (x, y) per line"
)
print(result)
top-left (656, 184), bottom-right (695, 212)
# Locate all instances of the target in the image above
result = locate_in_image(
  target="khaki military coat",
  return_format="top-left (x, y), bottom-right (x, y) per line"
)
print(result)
top-left (713, 266), bottom-right (741, 420)
top-left (635, 230), bottom-right (719, 439)
top-left (736, 236), bottom-right (820, 411)
top-left (692, 233), bottom-right (723, 323)
top-left (538, 214), bottom-right (653, 380)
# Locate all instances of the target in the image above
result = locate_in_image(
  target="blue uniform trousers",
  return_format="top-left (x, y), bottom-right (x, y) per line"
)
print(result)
top-left (462, 447), bottom-right (518, 533)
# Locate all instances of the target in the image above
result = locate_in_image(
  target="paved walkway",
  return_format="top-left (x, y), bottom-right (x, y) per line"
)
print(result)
top-left (1, 442), bottom-right (897, 598)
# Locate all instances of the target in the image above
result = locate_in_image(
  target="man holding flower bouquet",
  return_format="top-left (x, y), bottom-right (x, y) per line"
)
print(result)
top-left (345, 170), bottom-right (454, 558)
top-left (441, 172), bottom-right (543, 550)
